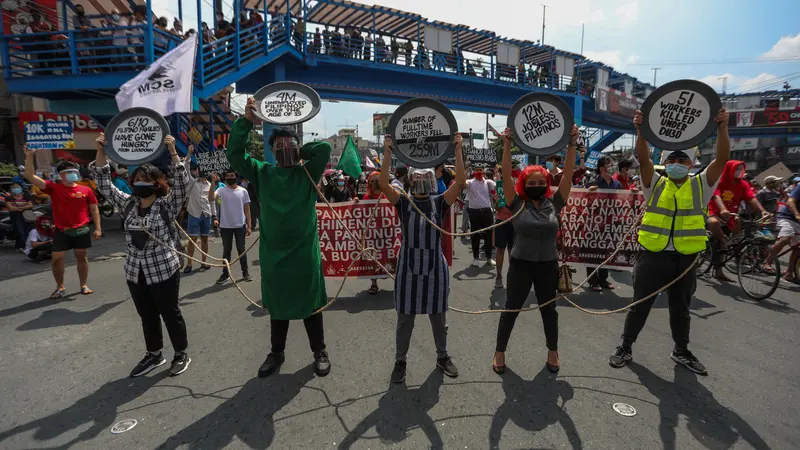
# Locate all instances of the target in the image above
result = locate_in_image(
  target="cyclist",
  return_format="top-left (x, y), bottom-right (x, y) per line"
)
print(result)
top-left (765, 181), bottom-right (800, 283)
top-left (706, 160), bottom-right (768, 281)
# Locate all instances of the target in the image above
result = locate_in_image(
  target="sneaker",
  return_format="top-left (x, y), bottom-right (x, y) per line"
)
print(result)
top-left (471, 258), bottom-right (481, 267)
top-left (243, 272), bottom-right (254, 282)
top-left (201, 264), bottom-right (211, 271)
top-left (671, 349), bottom-right (708, 375)
top-left (130, 352), bottom-right (167, 377)
top-left (314, 350), bottom-right (331, 376)
top-left (183, 266), bottom-right (193, 274)
top-left (258, 352), bottom-right (285, 378)
top-left (391, 360), bottom-right (407, 383)
top-left (494, 276), bottom-right (504, 289)
top-left (169, 352), bottom-right (191, 376)
top-left (216, 273), bottom-right (229, 285)
top-left (486, 259), bottom-right (496, 267)
top-left (609, 346), bottom-right (632, 368)
top-left (436, 356), bottom-right (459, 378)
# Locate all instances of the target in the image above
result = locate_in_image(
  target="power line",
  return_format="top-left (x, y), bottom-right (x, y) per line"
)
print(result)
top-left (629, 57), bottom-right (800, 66)
top-left (740, 73), bottom-right (800, 94)
top-left (735, 71), bottom-right (800, 90)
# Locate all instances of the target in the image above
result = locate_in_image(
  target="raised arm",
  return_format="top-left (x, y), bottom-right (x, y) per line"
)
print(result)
top-left (300, 140), bottom-right (332, 181)
top-left (378, 135), bottom-right (401, 205)
top-left (633, 110), bottom-right (654, 188)
top-left (22, 144), bottom-right (47, 191)
top-left (163, 136), bottom-right (190, 217)
top-left (705, 108), bottom-right (731, 186)
top-left (501, 128), bottom-right (516, 206)
top-left (90, 133), bottom-right (130, 211)
top-left (443, 133), bottom-right (466, 206)
top-left (184, 144), bottom-right (195, 165)
top-left (557, 125), bottom-right (579, 200)
top-left (226, 98), bottom-right (266, 183)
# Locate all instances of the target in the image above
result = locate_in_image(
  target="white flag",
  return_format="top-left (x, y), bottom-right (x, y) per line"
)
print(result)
top-left (365, 156), bottom-right (375, 169)
top-left (115, 33), bottom-right (198, 116)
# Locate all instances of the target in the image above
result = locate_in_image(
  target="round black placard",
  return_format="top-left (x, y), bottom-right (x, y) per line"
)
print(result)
top-left (507, 93), bottom-right (574, 157)
top-left (252, 81), bottom-right (322, 125)
top-left (103, 107), bottom-right (170, 166)
top-left (387, 98), bottom-right (458, 168)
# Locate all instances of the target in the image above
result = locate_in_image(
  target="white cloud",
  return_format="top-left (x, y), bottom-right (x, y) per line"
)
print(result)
top-left (762, 33), bottom-right (800, 59)
top-left (615, 0), bottom-right (640, 25)
top-left (583, 50), bottom-right (625, 68)
top-left (625, 53), bottom-right (640, 65)
top-left (694, 73), bottom-right (737, 93)
top-left (736, 73), bottom-right (780, 92)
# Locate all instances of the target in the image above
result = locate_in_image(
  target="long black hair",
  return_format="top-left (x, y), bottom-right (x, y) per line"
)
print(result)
top-left (129, 164), bottom-right (169, 197)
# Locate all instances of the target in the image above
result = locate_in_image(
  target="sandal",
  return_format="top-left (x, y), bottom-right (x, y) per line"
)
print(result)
top-left (50, 287), bottom-right (65, 299)
top-left (493, 353), bottom-right (506, 374)
top-left (367, 285), bottom-right (379, 295)
top-left (80, 286), bottom-right (94, 295)
top-left (591, 285), bottom-right (603, 292)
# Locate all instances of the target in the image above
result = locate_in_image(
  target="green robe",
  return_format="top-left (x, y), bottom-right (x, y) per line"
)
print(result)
top-left (226, 118), bottom-right (331, 320)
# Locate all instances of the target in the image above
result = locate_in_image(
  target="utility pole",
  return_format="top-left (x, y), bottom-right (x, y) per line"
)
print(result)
top-left (541, 4), bottom-right (547, 45)
top-left (718, 76), bottom-right (728, 95)
top-left (651, 67), bottom-right (661, 86)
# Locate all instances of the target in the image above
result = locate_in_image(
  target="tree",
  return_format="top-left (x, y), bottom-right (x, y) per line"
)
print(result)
top-left (489, 136), bottom-right (524, 167)
top-left (246, 130), bottom-right (264, 161)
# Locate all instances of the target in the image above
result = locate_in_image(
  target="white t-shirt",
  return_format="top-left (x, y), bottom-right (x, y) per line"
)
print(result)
top-left (186, 178), bottom-right (212, 218)
top-left (214, 185), bottom-right (250, 229)
top-left (641, 171), bottom-right (719, 251)
top-left (24, 229), bottom-right (51, 255)
top-left (465, 178), bottom-right (496, 209)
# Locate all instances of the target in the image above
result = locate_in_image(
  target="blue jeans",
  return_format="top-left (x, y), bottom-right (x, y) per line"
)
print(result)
top-left (11, 213), bottom-right (29, 249)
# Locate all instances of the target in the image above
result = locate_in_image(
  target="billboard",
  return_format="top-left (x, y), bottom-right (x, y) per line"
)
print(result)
top-left (372, 113), bottom-right (392, 136)
top-left (595, 87), bottom-right (644, 119)
top-left (729, 106), bottom-right (800, 129)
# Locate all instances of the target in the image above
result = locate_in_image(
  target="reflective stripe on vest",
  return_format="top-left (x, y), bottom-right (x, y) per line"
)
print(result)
top-left (638, 175), bottom-right (707, 254)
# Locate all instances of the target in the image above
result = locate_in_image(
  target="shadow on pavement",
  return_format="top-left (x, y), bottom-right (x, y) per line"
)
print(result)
top-left (708, 281), bottom-right (798, 315)
top-left (488, 367), bottom-right (582, 450)
top-left (629, 363), bottom-right (771, 450)
top-left (0, 372), bottom-right (169, 449)
top-left (16, 301), bottom-right (125, 331)
top-left (157, 364), bottom-right (317, 449)
top-left (325, 290), bottom-right (395, 314)
top-left (338, 369), bottom-right (445, 449)
top-left (563, 288), bottom-right (717, 312)
top-left (452, 266), bottom-right (496, 281)
top-left (180, 283), bottom-right (234, 301)
top-left (0, 295), bottom-right (77, 318)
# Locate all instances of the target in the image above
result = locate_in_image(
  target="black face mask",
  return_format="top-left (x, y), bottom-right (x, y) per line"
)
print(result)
top-left (133, 184), bottom-right (157, 198)
top-left (225, 178), bottom-right (237, 186)
top-left (524, 186), bottom-right (547, 200)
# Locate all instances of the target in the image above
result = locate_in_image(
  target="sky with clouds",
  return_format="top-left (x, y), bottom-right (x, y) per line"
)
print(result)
top-left (154, 0), bottom-right (800, 146)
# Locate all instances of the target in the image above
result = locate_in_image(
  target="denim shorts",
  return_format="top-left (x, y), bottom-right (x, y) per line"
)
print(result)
top-left (187, 214), bottom-right (211, 236)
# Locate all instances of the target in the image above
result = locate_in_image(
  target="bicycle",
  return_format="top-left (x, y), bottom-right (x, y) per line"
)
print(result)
top-left (697, 215), bottom-right (780, 301)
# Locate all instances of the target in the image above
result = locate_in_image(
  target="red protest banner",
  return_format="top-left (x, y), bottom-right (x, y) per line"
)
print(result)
top-left (559, 188), bottom-right (646, 271)
top-left (317, 200), bottom-right (402, 278)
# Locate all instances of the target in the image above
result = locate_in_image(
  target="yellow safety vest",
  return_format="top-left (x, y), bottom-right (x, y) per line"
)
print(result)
top-left (638, 175), bottom-right (707, 254)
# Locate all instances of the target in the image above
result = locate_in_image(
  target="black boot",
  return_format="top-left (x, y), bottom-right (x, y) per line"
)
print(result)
top-left (314, 350), bottom-right (331, 376)
top-left (258, 352), bottom-right (285, 378)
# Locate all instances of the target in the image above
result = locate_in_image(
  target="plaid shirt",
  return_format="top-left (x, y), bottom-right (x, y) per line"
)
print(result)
top-left (91, 161), bottom-right (190, 285)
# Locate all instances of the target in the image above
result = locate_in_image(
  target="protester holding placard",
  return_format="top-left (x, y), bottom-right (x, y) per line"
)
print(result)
top-left (608, 108), bottom-right (730, 376)
top-left (92, 133), bottom-right (192, 378)
top-left (493, 125), bottom-right (579, 375)
top-left (465, 166), bottom-right (496, 267)
top-left (379, 132), bottom-right (466, 384)
top-left (23, 145), bottom-right (101, 299)
top-left (228, 98), bottom-right (332, 379)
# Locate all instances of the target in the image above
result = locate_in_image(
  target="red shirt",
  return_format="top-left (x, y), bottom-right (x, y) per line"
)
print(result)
top-left (44, 181), bottom-right (97, 230)
top-left (708, 180), bottom-right (754, 217)
top-left (613, 173), bottom-right (633, 190)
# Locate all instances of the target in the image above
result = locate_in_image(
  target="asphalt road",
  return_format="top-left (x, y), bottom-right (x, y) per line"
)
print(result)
top-left (0, 224), bottom-right (798, 449)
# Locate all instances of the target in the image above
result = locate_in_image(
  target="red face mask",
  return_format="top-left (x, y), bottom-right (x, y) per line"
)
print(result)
top-left (473, 171), bottom-right (484, 180)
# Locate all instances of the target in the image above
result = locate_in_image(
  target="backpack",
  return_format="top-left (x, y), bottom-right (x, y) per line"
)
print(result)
top-left (123, 199), bottom-right (185, 268)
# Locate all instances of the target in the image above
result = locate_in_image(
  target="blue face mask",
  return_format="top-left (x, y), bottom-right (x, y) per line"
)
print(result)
top-left (546, 161), bottom-right (555, 170)
top-left (63, 172), bottom-right (80, 183)
top-left (11, 187), bottom-right (22, 195)
top-left (665, 163), bottom-right (690, 180)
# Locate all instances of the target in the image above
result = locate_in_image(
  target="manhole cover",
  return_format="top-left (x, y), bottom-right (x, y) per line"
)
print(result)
top-left (110, 419), bottom-right (138, 434)
top-left (613, 403), bottom-right (637, 417)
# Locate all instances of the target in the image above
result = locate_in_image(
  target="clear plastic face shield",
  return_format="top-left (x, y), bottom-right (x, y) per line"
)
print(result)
top-left (409, 168), bottom-right (436, 196)
top-left (272, 136), bottom-right (300, 167)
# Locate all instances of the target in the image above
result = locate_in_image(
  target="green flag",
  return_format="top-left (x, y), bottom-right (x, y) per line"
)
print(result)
top-left (336, 136), bottom-right (363, 178)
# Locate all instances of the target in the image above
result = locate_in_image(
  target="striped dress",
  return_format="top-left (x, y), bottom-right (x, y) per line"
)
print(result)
top-left (394, 195), bottom-right (450, 315)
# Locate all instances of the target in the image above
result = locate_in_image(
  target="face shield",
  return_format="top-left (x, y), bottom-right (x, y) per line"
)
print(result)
top-left (272, 136), bottom-right (300, 167)
top-left (409, 168), bottom-right (436, 196)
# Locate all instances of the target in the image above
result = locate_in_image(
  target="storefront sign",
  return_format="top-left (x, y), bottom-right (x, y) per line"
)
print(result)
top-left (18, 112), bottom-right (101, 132)
top-left (729, 106), bottom-right (800, 129)
top-left (388, 98), bottom-right (458, 168)
top-left (253, 81), bottom-right (322, 125)
top-left (559, 188), bottom-right (645, 270)
top-left (317, 200), bottom-right (402, 278)
top-left (103, 107), bottom-right (170, 165)
top-left (23, 121), bottom-right (75, 150)
top-left (507, 93), bottom-right (574, 157)
top-left (640, 79), bottom-right (721, 151)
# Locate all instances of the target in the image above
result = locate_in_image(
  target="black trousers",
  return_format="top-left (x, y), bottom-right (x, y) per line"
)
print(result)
top-left (586, 267), bottom-right (609, 286)
top-left (468, 207), bottom-right (494, 259)
top-left (622, 250), bottom-right (696, 350)
top-left (496, 258), bottom-right (559, 351)
top-left (27, 242), bottom-right (53, 260)
top-left (128, 270), bottom-right (187, 353)
top-left (221, 226), bottom-right (248, 274)
top-left (271, 313), bottom-right (326, 354)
